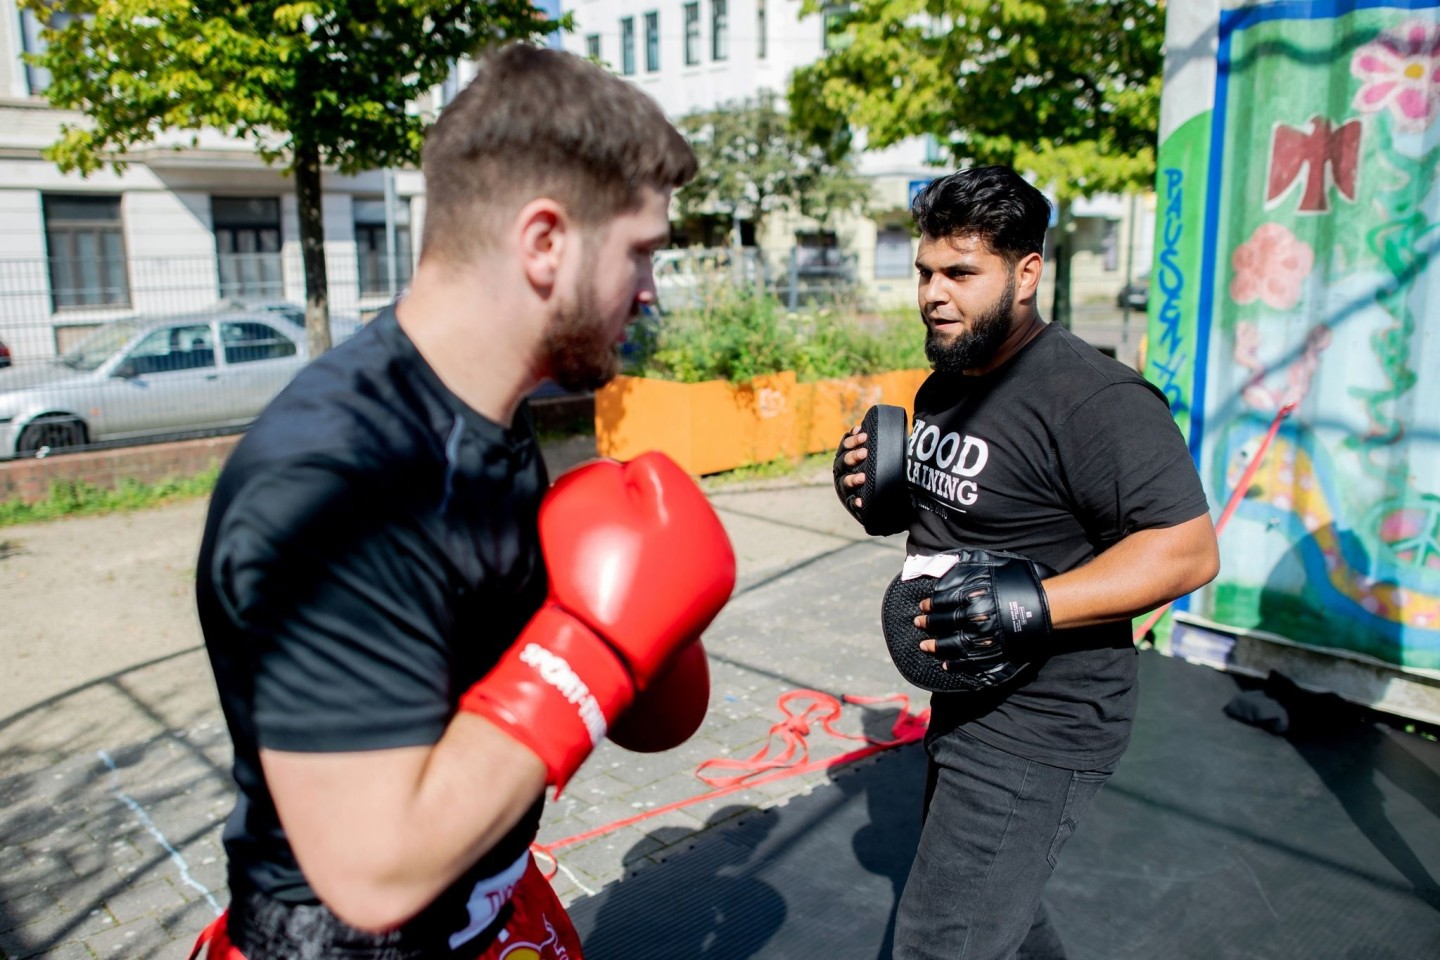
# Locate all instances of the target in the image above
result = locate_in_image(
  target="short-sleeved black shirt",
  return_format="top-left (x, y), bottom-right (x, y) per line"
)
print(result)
top-left (195, 307), bottom-right (549, 941)
top-left (907, 323), bottom-right (1210, 768)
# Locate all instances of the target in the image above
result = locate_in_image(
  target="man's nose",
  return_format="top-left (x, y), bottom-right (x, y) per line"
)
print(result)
top-left (636, 263), bottom-right (661, 309)
top-left (919, 276), bottom-right (945, 307)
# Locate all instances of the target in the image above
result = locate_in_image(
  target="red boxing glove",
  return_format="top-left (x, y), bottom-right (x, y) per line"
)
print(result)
top-left (460, 452), bottom-right (735, 788)
top-left (608, 641), bottom-right (710, 753)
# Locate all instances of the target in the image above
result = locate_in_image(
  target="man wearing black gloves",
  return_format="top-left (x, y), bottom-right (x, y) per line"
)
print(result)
top-left (835, 165), bottom-right (1219, 959)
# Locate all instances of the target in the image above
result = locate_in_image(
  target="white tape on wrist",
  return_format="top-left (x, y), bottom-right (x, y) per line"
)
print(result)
top-left (900, 553), bottom-right (960, 581)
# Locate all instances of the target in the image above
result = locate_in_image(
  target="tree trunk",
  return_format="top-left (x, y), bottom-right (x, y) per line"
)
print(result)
top-left (1050, 199), bottom-right (1072, 331)
top-left (294, 141), bottom-right (332, 358)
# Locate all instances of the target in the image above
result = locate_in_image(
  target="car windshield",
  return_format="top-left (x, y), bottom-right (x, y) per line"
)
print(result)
top-left (61, 320), bottom-right (144, 372)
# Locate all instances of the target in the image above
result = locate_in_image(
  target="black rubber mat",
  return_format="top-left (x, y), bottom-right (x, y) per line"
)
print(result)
top-left (567, 651), bottom-right (1440, 959)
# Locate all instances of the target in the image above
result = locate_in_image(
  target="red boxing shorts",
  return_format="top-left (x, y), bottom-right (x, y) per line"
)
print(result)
top-left (188, 855), bottom-right (584, 960)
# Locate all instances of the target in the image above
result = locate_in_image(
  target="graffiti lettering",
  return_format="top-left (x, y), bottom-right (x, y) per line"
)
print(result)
top-left (1155, 168), bottom-right (1187, 410)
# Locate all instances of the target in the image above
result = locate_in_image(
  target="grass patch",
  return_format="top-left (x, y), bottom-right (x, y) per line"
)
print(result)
top-left (0, 466), bottom-right (220, 527)
top-left (700, 451), bottom-right (832, 490)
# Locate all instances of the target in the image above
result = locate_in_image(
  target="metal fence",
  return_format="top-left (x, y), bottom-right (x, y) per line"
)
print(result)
top-left (0, 246), bottom-right (858, 463)
top-left (653, 246), bottom-right (861, 314)
top-left (0, 254), bottom-right (398, 361)
top-left (0, 253), bottom-right (405, 462)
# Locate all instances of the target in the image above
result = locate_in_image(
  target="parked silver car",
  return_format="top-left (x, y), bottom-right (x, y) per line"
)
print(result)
top-left (0, 305), bottom-right (358, 458)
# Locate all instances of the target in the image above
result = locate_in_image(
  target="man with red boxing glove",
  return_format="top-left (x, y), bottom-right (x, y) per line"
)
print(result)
top-left (836, 166), bottom-right (1219, 960)
top-left (191, 45), bottom-right (727, 959)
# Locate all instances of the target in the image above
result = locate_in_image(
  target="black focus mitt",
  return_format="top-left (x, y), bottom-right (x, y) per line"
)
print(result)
top-left (881, 549), bottom-right (1056, 693)
top-left (832, 403), bottom-right (912, 536)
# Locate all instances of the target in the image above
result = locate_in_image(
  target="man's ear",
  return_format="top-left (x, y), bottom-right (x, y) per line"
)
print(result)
top-left (515, 198), bottom-right (569, 295)
top-left (1015, 251), bottom-right (1044, 301)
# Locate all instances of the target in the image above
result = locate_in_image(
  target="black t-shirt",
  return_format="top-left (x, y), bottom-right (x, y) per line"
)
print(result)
top-left (907, 323), bottom-right (1210, 768)
top-left (195, 307), bottom-right (549, 946)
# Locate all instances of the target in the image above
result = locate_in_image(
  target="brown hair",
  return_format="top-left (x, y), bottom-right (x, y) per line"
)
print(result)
top-left (420, 43), bottom-right (697, 262)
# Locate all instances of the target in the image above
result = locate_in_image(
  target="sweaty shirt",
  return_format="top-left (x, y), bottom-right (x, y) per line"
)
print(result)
top-left (907, 323), bottom-right (1210, 768)
top-left (195, 306), bottom-right (548, 951)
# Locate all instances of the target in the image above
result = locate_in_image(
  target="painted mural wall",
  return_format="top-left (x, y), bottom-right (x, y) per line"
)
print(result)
top-left (1150, 1), bottom-right (1440, 680)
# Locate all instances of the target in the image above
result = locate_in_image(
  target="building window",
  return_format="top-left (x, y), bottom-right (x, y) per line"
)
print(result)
top-left (620, 17), bottom-right (635, 75)
top-left (823, 3), bottom-right (854, 52)
top-left (354, 197), bottom-right (413, 297)
top-left (875, 228), bottom-right (913, 280)
top-left (684, 3), bottom-right (700, 66)
top-left (757, 0), bottom-right (767, 59)
top-left (585, 33), bottom-right (601, 61)
top-left (18, 9), bottom-right (77, 96)
top-left (213, 197), bottom-right (283, 301)
top-left (711, 0), bottom-right (728, 61)
top-left (43, 195), bottom-right (131, 311)
top-left (645, 12), bottom-right (660, 72)
top-left (924, 133), bottom-right (948, 165)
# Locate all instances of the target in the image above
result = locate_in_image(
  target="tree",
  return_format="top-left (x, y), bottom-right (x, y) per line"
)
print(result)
top-left (675, 90), bottom-right (872, 259)
top-left (21, 1), bottom-right (561, 356)
top-left (789, 0), bottom-right (1165, 327)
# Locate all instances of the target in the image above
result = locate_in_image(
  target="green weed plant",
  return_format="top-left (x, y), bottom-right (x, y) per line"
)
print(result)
top-left (635, 283), bottom-right (925, 384)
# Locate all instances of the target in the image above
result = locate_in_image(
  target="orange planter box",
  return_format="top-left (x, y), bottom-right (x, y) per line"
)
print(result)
top-left (594, 369), bottom-right (929, 476)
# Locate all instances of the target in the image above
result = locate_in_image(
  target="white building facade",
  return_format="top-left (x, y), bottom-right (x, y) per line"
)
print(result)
top-left (558, 0), bottom-right (1156, 313)
top-left (0, 0), bottom-right (424, 362)
top-left (0, 0), bottom-right (1153, 362)
top-left (559, 0), bottom-right (942, 309)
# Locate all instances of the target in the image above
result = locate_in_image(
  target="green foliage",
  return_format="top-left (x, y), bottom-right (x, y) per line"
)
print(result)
top-left (20, 1), bottom-right (562, 348)
top-left (635, 285), bottom-right (926, 384)
top-left (791, 309), bottom-right (928, 381)
top-left (21, 1), bottom-right (563, 177)
top-left (0, 466), bottom-right (220, 527)
top-left (789, 0), bottom-right (1166, 199)
top-left (676, 90), bottom-right (874, 234)
top-left (700, 451), bottom-right (833, 490)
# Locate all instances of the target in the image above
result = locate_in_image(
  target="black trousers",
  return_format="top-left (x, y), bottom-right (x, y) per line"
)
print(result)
top-left (892, 729), bottom-right (1116, 960)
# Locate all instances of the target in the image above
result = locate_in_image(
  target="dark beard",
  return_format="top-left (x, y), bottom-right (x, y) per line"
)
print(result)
top-left (546, 282), bottom-right (624, 392)
top-left (924, 277), bottom-right (1016, 375)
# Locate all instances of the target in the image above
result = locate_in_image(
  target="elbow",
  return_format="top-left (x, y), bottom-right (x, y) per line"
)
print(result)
top-left (299, 853), bottom-right (434, 934)
top-left (313, 881), bottom-right (429, 935)
top-left (1180, 538), bottom-right (1221, 596)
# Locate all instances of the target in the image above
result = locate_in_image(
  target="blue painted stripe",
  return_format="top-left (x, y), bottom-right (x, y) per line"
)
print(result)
top-left (1222, 0), bottom-right (1440, 34)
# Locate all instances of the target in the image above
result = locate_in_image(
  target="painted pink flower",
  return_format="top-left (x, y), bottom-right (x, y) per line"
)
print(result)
top-left (1230, 223), bottom-right (1314, 310)
top-left (1351, 20), bottom-right (1440, 132)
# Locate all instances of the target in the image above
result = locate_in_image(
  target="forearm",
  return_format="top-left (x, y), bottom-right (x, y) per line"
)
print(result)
top-left (261, 714), bottom-right (546, 933)
top-left (1042, 514), bottom-right (1220, 630)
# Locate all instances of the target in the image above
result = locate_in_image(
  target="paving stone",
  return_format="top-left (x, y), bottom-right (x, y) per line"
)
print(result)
top-left (545, 836), bottom-right (636, 887)
top-left (0, 889), bottom-right (61, 935)
top-left (156, 897), bottom-right (226, 941)
top-left (25, 941), bottom-right (97, 960)
top-left (0, 893), bottom-right (114, 955)
top-left (100, 878), bottom-right (189, 925)
top-left (82, 915), bottom-right (175, 958)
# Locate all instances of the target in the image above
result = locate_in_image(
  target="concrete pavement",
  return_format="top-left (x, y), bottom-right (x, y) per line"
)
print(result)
top-left (0, 439), bottom-right (917, 959)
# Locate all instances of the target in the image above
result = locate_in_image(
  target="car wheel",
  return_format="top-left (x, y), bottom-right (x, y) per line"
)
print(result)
top-left (17, 415), bottom-right (88, 456)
